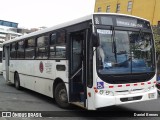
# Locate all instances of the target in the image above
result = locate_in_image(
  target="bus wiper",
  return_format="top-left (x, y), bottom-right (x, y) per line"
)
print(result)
top-left (112, 38), bottom-right (117, 62)
top-left (111, 26), bottom-right (117, 62)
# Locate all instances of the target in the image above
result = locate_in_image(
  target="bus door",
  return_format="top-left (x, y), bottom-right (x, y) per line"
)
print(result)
top-left (4, 45), bottom-right (10, 83)
top-left (69, 30), bottom-right (86, 107)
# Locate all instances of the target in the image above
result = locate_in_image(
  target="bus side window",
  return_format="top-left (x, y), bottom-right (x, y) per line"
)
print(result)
top-left (10, 42), bottom-right (17, 59)
top-left (3, 45), bottom-right (5, 60)
top-left (25, 38), bottom-right (35, 59)
top-left (0, 50), bottom-right (2, 62)
top-left (36, 34), bottom-right (49, 59)
top-left (49, 30), bottom-right (66, 59)
top-left (50, 33), bottom-right (56, 45)
top-left (55, 45), bottom-right (66, 58)
top-left (49, 32), bottom-right (56, 59)
top-left (56, 30), bottom-right (66, 58)
top-left (17, 41), bottom-right (25, 59)
top-left (57, 31), bottom-right (65, 44)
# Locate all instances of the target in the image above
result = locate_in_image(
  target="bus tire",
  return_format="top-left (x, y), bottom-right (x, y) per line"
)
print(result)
top-left (55, 83), bottom-right (70, 108)
top-left (14, 73), bottom-right (21, 90)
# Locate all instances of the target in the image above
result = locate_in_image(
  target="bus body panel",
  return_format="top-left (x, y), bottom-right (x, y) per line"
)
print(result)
top-left (9, 60), bottom-right (68, 97)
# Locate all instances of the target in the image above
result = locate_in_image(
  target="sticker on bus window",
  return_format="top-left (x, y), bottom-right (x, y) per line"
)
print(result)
top-left (97, 82), bottom-right (104, 89)
top-left (97, 29), bottom-right (112, 34)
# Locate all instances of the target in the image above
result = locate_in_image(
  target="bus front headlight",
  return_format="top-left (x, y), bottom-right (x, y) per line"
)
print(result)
top-left (98, 90), bottom-right (114, 96)
top-left (99, 90), bottom-right (104, 95)
top-left (145, 85), bottom-right (155, 92)
top-left (105, 91), bottom-right (114, 96)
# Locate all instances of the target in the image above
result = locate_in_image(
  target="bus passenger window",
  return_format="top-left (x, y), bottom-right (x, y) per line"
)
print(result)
top-left (49, 30), bottom-right (66, 59)
top-left (17, 41), bottom-right (25, 59)
top-left (37, 35), bottom-right (49, 47)
top-left (36, 34), bottom-right (49, 59)
top-left (50, 33), bottom-right (56, 45)
top-left (25, 38), bottom-right (35, 59)
top-left (0, 51), bottom-right (2, 62)
top-left (55, 46), bottom-right (66, 58)
top-left (10, 43), bottom-right (17, 59)
top-left (3, 46), bottom-right (5, 60)
top-left (57, 31), bottom-right (65, 44)
top-left (49, 46), bottom-right (55, 58)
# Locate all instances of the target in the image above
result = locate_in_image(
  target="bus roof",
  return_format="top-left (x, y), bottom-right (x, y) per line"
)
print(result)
top-left (94, 13), bottom-right (149, 22)
top-left (3, 13), bottom-right (149, 45)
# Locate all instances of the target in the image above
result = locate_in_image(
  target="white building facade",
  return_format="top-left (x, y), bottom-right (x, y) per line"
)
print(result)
top-left (0, 20), bottom-right (22, 42)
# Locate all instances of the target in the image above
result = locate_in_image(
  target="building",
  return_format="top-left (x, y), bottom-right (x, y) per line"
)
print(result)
top-left (95, 0), bottom-right (160, 25)
top-left (0, 20), bottom-right (22, 42)
top-left (0, 19), bottom-right (46, 43)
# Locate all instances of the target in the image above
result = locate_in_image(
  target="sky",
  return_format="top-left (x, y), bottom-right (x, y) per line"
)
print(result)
top-left (0, 0), bottom-right (95, 29)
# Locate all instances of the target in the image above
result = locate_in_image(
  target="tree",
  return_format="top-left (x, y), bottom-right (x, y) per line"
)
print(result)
top-left (153, 26), bottom-right (160, 71)
top-left (153, 26), bottom-right (160, 58)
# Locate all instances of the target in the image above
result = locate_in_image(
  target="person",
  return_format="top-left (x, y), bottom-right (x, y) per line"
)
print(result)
top-left (98, 46), bottom-right (105, 64)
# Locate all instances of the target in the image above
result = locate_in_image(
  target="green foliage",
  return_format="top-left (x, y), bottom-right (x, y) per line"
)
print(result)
top-left (153, 26), bottom-right (160, 71)
top-left (153, 26), bottom-right (160, 55)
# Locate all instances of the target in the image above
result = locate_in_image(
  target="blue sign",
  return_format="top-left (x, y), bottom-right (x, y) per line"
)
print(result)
top-left (97, 82), bottom-right (104, 89)
top-left (0, 20), bottom-right (18, 28)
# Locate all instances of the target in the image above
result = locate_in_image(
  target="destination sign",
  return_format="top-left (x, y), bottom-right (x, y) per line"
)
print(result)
top-left (116, 17), bottom-right (144, 28)
top-left (94, 15), bottom-right (150, 29)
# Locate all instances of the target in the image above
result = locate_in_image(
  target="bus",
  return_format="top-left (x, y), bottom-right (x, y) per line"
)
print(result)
top-left (2, 13), bottom-right (157, 110)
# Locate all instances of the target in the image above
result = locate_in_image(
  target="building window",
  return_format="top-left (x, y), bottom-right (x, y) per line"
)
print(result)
top-left (97, 7), bottom-right (101, 12)
top-left (116, 4), bottom-right (120, 13)
top-left (127, 1), bottom-right (132, 12)
top-left (106, 5), bottom-right (110, 13)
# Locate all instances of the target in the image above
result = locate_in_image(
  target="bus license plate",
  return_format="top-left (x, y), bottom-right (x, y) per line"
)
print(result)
top-left (148, 93), bottom-right (155, 99)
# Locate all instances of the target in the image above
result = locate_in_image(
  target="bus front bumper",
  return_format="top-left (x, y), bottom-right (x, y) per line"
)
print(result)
top-left (95, 88), bottom-right (157, 109)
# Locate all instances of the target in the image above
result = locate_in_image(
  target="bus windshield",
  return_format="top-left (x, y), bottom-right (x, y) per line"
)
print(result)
top-left (97, 29), bottom-right (155, 75)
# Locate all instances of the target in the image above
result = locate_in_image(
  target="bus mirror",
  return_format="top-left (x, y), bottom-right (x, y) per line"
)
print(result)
top-left (92, 33), bottom-right (100, 47)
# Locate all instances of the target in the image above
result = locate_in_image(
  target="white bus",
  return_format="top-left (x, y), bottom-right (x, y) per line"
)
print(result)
top-left (2, 13), bottom-right (157, 110)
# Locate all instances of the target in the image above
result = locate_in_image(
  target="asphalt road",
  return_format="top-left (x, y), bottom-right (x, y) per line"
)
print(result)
top-left (0, 75), bottom-right (159, 120)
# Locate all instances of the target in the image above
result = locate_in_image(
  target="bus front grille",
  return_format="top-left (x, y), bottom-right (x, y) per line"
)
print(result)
top-left (120, 96), bottom-right (142, 102)
top-left (115, 88), bottom-right (143, 95)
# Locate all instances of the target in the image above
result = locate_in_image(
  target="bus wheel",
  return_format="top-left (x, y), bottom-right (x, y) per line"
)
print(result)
top-left (55, 83), bottom-right (70, 108)
top-left (14, 73), bottom-right (21, 90)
